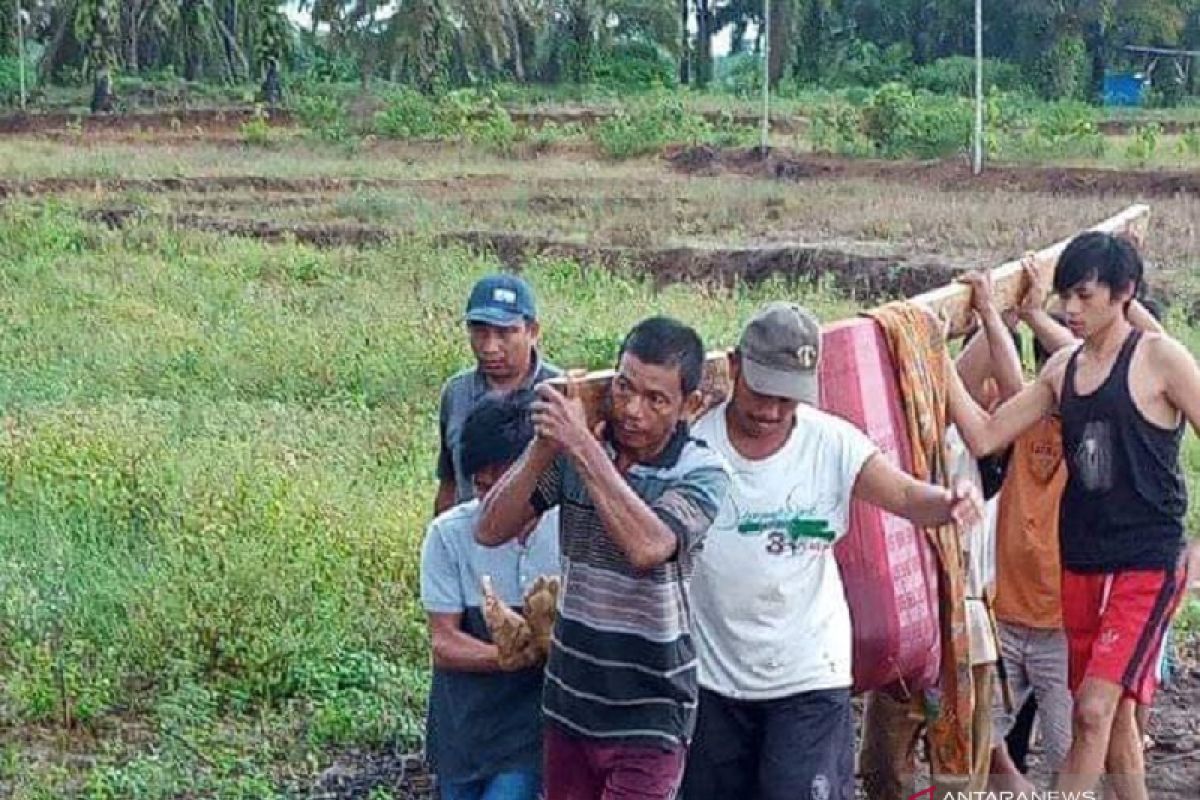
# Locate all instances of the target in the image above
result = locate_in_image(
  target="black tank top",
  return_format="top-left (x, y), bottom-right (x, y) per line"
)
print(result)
top-left (1059, 330), bottom-right (1186, 573)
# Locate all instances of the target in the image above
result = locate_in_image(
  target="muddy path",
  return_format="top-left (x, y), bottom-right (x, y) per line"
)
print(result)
top-left (669, 145), bottom-right (1200, 198)
top-left (300, 652), bottom-right (1200, 800)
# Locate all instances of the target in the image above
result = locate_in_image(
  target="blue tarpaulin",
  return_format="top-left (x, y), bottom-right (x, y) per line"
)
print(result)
top-left (1103, 73), bottom-right (1146, 106)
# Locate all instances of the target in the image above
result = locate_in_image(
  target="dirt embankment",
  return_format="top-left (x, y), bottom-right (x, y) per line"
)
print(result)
top-left (669, 145), bottom-right (1200, 198)
top-left (0, 107), bottom-right (294, 136)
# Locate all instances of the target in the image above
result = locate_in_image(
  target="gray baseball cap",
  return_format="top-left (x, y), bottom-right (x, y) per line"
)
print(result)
top-left (737, 302), bottom-right (822, 404)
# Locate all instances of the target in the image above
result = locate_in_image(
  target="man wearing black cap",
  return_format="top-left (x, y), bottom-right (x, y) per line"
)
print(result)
top-left (436, 274), bottom-right (560, 514)
top-left (681, 302), bottom-right (984, 800)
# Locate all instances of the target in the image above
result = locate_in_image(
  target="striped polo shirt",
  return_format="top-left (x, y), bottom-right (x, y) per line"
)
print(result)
top-left (530, 424), bottom-right (731, 748)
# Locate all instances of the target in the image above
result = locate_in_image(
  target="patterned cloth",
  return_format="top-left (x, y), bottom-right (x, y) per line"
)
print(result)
top-left (864, 302), bottom-right (972, 777)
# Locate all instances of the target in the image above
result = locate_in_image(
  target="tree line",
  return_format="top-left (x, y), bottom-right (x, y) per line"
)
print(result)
top-left (3, 1), bottom-right (1199, 101)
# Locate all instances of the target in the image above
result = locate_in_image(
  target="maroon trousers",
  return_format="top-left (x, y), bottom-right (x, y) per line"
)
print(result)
top-left (543, 723), bottom-right (686, 800)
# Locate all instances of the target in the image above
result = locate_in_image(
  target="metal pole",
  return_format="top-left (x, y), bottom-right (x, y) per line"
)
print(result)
top-left (15, 0), bottom-right (26, 110)
top-left (761, 0), bottom-right (770, 152)
top-left (973, 0), bottom-right (983, 175)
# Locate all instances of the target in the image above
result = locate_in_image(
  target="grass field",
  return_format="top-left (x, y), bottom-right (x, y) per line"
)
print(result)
top-left (1, 134), bottom-right (1198, 798)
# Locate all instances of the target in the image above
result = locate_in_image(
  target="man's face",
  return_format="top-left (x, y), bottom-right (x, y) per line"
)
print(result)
top-left (471, 462), bottom-right (510, 500)
top-left (727, 357), bottom-right (799, 440)
top-left (468, 320), bottom-right (538, 383)
top-left (608, 353), bottom-right (687, 456)
top-left (1058, 277), bottom-right (1130, 340)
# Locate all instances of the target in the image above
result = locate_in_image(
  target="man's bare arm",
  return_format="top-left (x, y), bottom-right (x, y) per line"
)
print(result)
top-left (428, 612), bottom-right (503, 672)
top-left (571, 436), bottom-right (680, 571)
top-left (476, 439), bottom-right (557, 547)
top-left (852, 454), bottom-right (980, 528)
top-left (948, 347), bottom-right (1061, 457)
top-left (1128, 299), bottom-right (1166, 335)
top-left (1157, 337), bottom-right (1200, 437)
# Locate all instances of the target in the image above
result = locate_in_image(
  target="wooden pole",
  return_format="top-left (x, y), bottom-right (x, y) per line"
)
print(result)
top-left (549, 204), bottom-right (1151, 428)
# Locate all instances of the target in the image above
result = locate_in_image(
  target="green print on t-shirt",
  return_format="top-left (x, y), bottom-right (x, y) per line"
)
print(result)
top-left (737, 513), bottom-right (834, 543)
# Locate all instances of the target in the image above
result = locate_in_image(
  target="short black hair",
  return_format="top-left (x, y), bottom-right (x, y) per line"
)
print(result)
top-left (1053, 231), bottom-right (1143, 301)
top-left (617, 316), bottom-right (705, 395)
top-left (460, 390), bottom-right (535, 479)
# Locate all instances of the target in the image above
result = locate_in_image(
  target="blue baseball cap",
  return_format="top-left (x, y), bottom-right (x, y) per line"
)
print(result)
top-left (464, 274), bottom-right (538, 327)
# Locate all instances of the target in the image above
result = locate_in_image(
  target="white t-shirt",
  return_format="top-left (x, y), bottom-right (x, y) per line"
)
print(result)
top-left (690, 402), bottom-right (878, 700)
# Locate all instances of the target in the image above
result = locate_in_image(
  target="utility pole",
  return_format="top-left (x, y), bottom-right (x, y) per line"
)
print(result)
top-left (15, 0), bottom-right (27, 110)
top-left (761, 0), bottom-right (770, 152)
top-left (973, 0), bottom-right (983, 175)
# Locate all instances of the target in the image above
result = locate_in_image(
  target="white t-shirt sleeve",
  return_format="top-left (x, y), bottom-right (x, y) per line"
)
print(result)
top-left (420, 519), bottom-right (465, 614)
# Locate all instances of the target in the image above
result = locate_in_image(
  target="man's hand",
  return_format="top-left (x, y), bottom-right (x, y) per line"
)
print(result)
top-left (532, 381), bottom-right (596, 461)
top-left (1018, 254), bottom-right (1049, 321)
top-left (959, 269), bottom-right (996, 318)
top-left (948, 479), bottom-right (984, 530)
top-left (481, 575), bottom-right (541, 671)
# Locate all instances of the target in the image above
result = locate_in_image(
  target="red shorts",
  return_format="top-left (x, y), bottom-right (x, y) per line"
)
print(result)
top-left (1061, 567), bottom-right (1186, 705)
top-left (544, 723), bottom-right (686, 800)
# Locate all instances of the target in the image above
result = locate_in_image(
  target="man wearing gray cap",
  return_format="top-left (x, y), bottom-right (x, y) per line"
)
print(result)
top-left (681, 302), bottom-right (982, 800)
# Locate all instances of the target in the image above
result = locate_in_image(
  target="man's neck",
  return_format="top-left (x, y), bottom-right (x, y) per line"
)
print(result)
top-left (1083, 315), bottom-right (1132, 361)
top-left (615, 429), bottom-right (677, 472)
top-left (725, 406), bottom-right (794, 462)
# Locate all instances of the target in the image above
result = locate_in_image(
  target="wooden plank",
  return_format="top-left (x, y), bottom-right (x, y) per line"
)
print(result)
top-left (551, 204), bottom-right (1150, 428)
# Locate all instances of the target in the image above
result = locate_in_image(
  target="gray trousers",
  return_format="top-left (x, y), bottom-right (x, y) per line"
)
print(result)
top-left (992, 621), bottom-right (1073, 773)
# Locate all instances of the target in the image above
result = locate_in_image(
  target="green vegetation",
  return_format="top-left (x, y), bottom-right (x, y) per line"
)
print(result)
top-left (0, 203), bottom-right (861, 797)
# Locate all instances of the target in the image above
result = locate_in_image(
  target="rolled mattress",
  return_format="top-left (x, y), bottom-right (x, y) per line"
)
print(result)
top-left (818, 316), bottom-right (941, 693)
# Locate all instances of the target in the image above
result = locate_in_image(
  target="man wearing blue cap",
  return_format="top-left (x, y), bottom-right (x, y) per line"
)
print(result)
top-left (436, 274), bottom-right (561, 514)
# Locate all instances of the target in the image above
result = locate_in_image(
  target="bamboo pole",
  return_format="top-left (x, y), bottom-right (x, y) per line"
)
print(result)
top-left (550, 204), bottom-right (1151, 428)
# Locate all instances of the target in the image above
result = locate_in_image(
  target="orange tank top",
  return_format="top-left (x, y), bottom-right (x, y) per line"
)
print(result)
top-left (993, 417), bottom-right (1068, 629)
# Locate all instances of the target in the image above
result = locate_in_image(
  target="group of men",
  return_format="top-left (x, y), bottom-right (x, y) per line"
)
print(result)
top-left (420, 234), bottom-right (1200, 800)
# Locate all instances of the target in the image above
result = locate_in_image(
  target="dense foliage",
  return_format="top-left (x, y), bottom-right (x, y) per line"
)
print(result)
top-left (3, 1), bottom-right (1199, 102)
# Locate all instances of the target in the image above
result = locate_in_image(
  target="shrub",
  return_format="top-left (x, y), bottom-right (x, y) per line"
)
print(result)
top-left (1125, 123), bottom-right (1161, 165)
top-left (861, 83), bottom-right (972, 158)
top-left (715, 52), bottom-right (762, 98)
top-left (292, 91), bottom-right (350, 142)
top-left (910, 56), bottom-right (1026, 97)
top-left (593, 41), bottom-right (676, 90)
top-left (0, 54), bottom-right (36, 106)
top-left (591, 94), bottom-right (751, 159)
top-left (1178, 127), bottom-right (1200, 157)
top-left (239, 107), bottom-right (275, 148)
top-left (810, 102), bottom-right (871, 156)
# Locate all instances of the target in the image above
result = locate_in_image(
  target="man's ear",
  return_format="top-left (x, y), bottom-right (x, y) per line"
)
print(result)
top-left (684, 389), bottom-right (706, 423)
top-left (527, 319), bottom-right (541, 343)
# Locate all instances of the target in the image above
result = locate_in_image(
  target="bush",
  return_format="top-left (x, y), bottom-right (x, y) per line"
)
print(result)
top-left (292, 91), bottom-right (350, 142)
top-left (994, 99), bottom-right (1106, 161)
top-left (715, 52), bottom-right (762, 98)
top-left (239, 107), bottom-right (275, 148)
top-left (1125, 123), bottom-right (1161, 165)
top-left (861, 83), bottom-right (972, 158)
top-left (1178, 127), bottom-right (1200, 157)
top-left (834, 41), bottom-right (913, 88)
top-left (0, 54), bottom-right (35, 106)
top-left (1033, 34), bottom-right (1090, 101)
top-left (591, 94), bottom-right (752, 159)
top-left (910, 56), bottom-right (1026, 97)
top-left (372, 88), bottom-right (521, 154)
top-left (809, 102), bottom-right (871, 156)
top-left (593, 41), bottom-right (676, 90)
